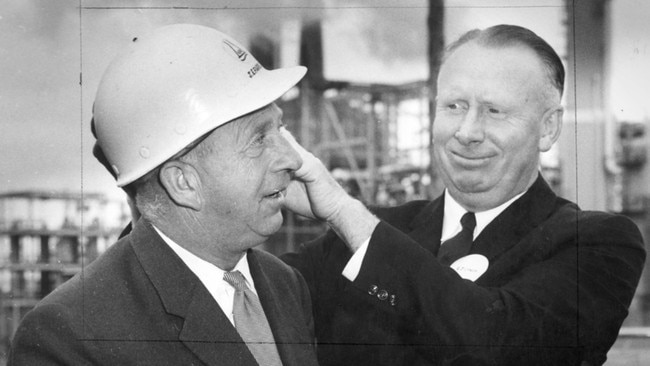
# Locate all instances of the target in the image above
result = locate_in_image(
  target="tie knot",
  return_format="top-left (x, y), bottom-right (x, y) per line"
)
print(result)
top-left (461, 212), bottom-right (476, 231)
top-left (223, 270), bottom-right (248, 291)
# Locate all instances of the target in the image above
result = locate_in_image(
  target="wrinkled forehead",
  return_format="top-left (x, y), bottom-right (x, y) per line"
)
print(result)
top-left (209, 103), bottom-right (283, 143)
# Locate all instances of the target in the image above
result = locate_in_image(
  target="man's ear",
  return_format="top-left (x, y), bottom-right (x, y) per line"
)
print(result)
top-left (539, 106), bottom-right (563, 152)
top-left (159, 160), bottom-right (202, 211)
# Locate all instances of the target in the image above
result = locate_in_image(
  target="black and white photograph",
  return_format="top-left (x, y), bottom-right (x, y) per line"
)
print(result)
top-left (1, 0), bottom-right (649, 365)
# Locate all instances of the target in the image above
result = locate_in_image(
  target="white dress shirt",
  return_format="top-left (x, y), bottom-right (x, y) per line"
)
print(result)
top-left (153, 226), bottom-right (257, 326)
top-left (440, 190), bottom-right (524, 243)
top-left (343, 189), bottom-right (526, 281)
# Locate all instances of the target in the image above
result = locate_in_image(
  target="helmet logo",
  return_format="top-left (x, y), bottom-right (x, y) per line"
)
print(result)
top-left (223, 39), bottom-right (248, 61)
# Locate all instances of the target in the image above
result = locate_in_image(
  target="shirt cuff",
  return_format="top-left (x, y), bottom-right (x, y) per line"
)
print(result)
top-left (342, 236), bottom-right (371, 281)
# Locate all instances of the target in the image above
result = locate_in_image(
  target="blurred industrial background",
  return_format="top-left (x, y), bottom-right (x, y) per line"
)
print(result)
top-left (1, 0), bottom-right (650, 364)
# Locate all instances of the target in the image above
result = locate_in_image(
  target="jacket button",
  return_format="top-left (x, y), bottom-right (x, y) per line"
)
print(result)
top-left (390, 295), bottom-right (397, 306)
top-left (377, 290), bottom-right (389, 301)
top-left (368, 285), bottom-right (379, 295)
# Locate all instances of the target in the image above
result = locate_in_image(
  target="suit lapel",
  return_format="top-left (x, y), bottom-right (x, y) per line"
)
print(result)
top-left (470, 175), bottom-right (558, 262)
top-left (178, 288), bottom-right (257, 366)
top-left (406, 197), bottom-right (445, 255)
top-left (130, 221), bottom-right (257, 366)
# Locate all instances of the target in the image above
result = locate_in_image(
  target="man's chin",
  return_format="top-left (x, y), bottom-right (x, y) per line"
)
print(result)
top-left (449, 175), bottom-right (491, 194)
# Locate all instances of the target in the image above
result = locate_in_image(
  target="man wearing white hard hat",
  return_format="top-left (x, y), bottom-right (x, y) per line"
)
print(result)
top-left (9, 24), bottom-right (318, 366)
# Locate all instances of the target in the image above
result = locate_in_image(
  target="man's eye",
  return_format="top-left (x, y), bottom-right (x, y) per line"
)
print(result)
top-left (252, 134), bottom-right (266, 145)
top-left (486, 107), bottom-right (507, 119)
top-left (445, 103), bottom-right (466, 114)
top-left (243, 133), bottom-right (268, 157)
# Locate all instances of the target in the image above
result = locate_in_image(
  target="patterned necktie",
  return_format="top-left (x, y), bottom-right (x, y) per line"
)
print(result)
top-left (223, 270), bottom-right (283, 366)
top-left (438, 212), bottom-right (476, 266)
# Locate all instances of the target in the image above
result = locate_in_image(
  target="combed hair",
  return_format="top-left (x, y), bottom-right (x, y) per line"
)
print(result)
top-left (445, 24), bottom-right (565, 98)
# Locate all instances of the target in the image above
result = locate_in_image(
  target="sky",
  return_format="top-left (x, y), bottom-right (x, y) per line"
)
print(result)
top-left (609, 0), bottom-right (650, 122)
top-left (0, 0), bottom-right (648, 200)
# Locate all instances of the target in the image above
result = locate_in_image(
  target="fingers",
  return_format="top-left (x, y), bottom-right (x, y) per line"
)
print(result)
top-left (280, 127), bottom-right (317, 218)
top-left (280, 127), bottom-right (309, 158)
top-left (284, 180), bottom-right (316, 219)
top-left (280, 126), bottom-right (322, 182)
top-left (279, 126), bottom-right (348, 221)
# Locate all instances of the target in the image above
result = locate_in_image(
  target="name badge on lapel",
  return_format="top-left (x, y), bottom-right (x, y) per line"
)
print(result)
top-left (451, 254), bottom-right (489, 281)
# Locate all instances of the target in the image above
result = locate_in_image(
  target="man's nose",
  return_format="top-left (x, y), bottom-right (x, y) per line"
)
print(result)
top-left (454, 108), bottom-right (485, 145)
top-left (271, 133), bottom-right (303, 173)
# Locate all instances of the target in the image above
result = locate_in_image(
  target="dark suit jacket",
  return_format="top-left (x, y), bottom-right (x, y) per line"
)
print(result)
top-left (283, 175), bottom-right (646, 366)
top-left (9, 220), bottom-right (319, 366)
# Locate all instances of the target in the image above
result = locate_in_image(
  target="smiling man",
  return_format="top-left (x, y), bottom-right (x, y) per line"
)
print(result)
top-left (282, 24), bottom-right (646, 365)
top-left (9, 24), bottom-right (318, 366)
top-left (434, 41), bottom-right (562, 212)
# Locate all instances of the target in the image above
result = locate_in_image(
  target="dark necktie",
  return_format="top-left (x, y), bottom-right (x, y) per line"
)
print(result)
top-left (223, 270), bottom-right (283, 366)
top-left (438, 212), bottom-right (476, 266)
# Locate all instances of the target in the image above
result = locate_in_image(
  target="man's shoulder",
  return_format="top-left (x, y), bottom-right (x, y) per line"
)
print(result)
top-left (541, 200), bottom-right (644, 248)
top-left (12, 236), bottom-right (142, 344)
top-left (251, 248), bottom-right (308, 285)
top-left (547, 198), bottom-right (634, 227)
top-left (514, 183), bottom-right (640, 240)
top-left (35, 235), bottom-right (138, 309)
top-left (577, 209), bottom-right (643, 241)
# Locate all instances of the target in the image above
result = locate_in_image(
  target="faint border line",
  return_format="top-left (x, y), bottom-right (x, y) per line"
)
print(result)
top-left (79, 5), bottom-right (563, 10)
top-left (78, 0), bottom-right (86, 337)
top-left (568, 0), bottom-right (581, 352)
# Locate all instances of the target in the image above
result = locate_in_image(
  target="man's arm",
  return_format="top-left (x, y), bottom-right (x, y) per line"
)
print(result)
top-left (287, 205), bottom-right (644, 365)
top-left (281, 129), bottom-right (646, 365)
top-left (352, 211), bottom-right (644, 364)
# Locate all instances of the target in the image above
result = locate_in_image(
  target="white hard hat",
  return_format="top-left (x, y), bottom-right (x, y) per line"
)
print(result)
top-left (93, 24), bottom-right (306, 187)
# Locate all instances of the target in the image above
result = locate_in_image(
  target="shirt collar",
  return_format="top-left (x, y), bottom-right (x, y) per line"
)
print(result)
top-left (441, 190), bottom-right (526, 242)
top-left (152, 225), bottom-right (257, 294)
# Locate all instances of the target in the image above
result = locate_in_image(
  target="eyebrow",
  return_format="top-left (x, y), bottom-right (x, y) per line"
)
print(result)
top-left (237, 105), bottom-right (282, 143)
